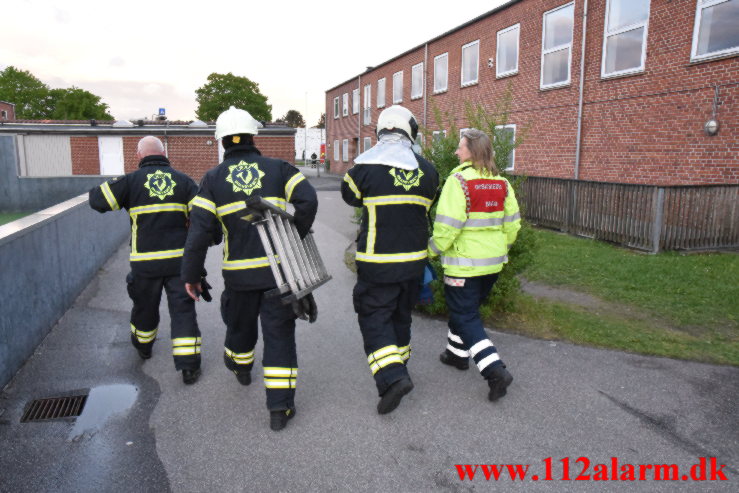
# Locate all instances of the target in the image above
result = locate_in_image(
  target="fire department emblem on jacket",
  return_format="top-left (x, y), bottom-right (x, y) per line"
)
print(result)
top-left (227, 161), bottom-right (265, 195)
top-left (389, 167), bottom-right (424, 191)
top-left (144, 170), bottom-right (176, 200)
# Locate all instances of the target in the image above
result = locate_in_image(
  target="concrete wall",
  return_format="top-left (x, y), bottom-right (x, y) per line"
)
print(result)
top-left (0, 194), bottom-right (130, 389)
top-left (0, 135), bottom-right (108, 211)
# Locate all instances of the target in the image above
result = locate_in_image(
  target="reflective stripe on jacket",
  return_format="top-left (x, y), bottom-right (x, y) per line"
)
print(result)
top-left (181, 144), bottom-right (317, 291)
top-left (428, 163), bottom-right (521, 277)
top-left (88, 155), bottom-right (199, 277)
top-left (341, 154), bottom-right (439, 283)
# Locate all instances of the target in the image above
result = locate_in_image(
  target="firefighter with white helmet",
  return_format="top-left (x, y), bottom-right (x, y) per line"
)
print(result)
top-left (341, 105), bottom-right (439, 414)
top-left (182, 106), bottom-right (318, 431)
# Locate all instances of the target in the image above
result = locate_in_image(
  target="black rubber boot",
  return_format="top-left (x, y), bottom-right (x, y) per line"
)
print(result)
top-left (131, 333), bottom-right (153, 360)
top-left (270, 407), bottom-right (296, 431)
top-left (439, 350), bottom-right (469, 370)
top-left (377, 377), bottom-right (414, 415)
top-left (487, 365), bottom-right (513, 401)
top-left (182, 368), bottom-right (201, 385)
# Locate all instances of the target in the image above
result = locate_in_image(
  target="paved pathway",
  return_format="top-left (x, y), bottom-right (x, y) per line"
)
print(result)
top-left (1, 169), bottom-right (736, 492)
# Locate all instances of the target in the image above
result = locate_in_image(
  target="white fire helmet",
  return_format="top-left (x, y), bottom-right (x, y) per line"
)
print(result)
top-left (214, 106), bottom-right (263, 140)
top-left (376, 105), bottom-right (418, 141)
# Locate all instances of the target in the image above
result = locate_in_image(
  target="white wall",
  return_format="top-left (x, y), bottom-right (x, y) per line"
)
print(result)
top-left (294, 128), bottom-right (325, 160)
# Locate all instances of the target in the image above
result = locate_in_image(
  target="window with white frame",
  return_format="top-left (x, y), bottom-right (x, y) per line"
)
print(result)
top-left (352, 88), bottom-right (360, 115)
top-left (333, 140), bottom-right (339, 161)
top-left (363, 137), bottom-right (372, 151)
top-left (495, 124), bottom-right (516, 171)
top-left (393, 71), bottom-right (403, 103)
top-left (377, 78), bottom-right (386, 108)
top-left (461, 40), bottom-right (480, 86)
top-left (602, 0), bottom-right (651, 77)
top-left (432, 130), bottom-right (447, 143)
top-left (691, 0), bottom-right (739, 61)
top-left (342, 93), bottom-right (349, 116)
top-left (541, 2), bottom-right (575, 89)
top-left (363, 84), bottom-right (371, 125)
top-left (434, 53), bottom-right (448, 93)
top-left (342, 139), bottom-right (349, 161)
top-left (411, 62), bottom-right (424, 100)
top-left (333, 97), bottom-right (339, 119)
top-left (497, 24), bottom-right (520, 78)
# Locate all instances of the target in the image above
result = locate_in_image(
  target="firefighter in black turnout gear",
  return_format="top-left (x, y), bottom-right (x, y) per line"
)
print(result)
top-left (89, 136), bottom-right (205, 384)
top-left (181, 106), bottom-right (318, 431)
top-left (341, 105), bottom-right (439, 414)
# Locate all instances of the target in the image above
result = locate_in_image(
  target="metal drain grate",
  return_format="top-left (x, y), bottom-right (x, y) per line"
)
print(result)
top-left (21, 395), bottom-right (88, 422)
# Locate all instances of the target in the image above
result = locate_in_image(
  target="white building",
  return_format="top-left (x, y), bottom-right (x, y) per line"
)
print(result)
top-left (294, 128), bottom-right (326, 161)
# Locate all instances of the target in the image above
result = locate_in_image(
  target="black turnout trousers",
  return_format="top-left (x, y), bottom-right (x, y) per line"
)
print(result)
top-left (353, 278), bottom-right (420, 395)
top-left (220, 287), bottom-right (298, 411)
top-left (127, 273), bottom-right (201, 371)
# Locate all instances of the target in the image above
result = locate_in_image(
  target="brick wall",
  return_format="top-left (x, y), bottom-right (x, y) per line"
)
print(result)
top-left (0, 102), bottom-right (15, 120)
top-left (325, 0), bottom-right (739, 185)
top-left (70, 136), bottom-right (100, 175)
top-left (70, 133), bottom-right (295, 181)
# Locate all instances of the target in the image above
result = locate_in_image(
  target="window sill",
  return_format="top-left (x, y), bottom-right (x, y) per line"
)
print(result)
top-left (433, 89), bottom-right (448, 95)
top-left (411, 96), bottom-right (423, 101)
top-left (688, 51), bottom-right (739, 66)
top-left (392, 100), bottom-right (403, 105)
top-left (600, 69), bottom-right (645, 81)
top-left (496, 71), bottom-right (518, 80)
top-left (461, 81), bottom-right (479, 89)
top-left (540, 82), bottom-right (571, 92)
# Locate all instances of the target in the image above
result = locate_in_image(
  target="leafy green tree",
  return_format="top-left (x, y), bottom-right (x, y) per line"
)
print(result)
top-left (281, 109), bottom-right (305, 128)
top-left (49, 87), bottom-right (113, 120)
top-left (315, 112), bottom-right (325, 129)
top-left (0, 66), bottom-right (53, 119)
top-left (195, 72), bottom-right (272, 122)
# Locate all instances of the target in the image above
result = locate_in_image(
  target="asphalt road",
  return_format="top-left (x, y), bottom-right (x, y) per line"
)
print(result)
top-left (0, 168), bottom-right (736, 492)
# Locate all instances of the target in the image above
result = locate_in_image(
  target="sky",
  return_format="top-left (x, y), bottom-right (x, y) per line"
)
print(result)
top-left (1, 0), bottom-right (509, 126)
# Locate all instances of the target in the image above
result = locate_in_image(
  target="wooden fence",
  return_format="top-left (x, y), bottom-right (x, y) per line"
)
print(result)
top-left (518, 177), bottom-right (739, 252)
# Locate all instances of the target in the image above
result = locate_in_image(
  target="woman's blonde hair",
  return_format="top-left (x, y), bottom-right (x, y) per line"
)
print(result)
top-left (461, 128), bottom-right (497, 175)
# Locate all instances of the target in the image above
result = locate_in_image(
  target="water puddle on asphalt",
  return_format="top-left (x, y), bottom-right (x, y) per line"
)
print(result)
top-left (68, 384), bottom-right (138, 441)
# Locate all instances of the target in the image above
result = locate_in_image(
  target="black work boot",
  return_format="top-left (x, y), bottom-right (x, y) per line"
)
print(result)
top-left (131, 334), bottom-right (153, 360)
top-left (223, 354), bottom-right (251, 385)
top-left (377, 377), bottom-right (414, 415)
top-left (235, 372), bottom-right (251, 386)
top-left (182, 368), bottom-right (201, 385)
top-left (439, 350), bottom-right (469, 370)
top-left (270, 407), bottom-right (296, 431)
top-left (487, 365), bottom-right (513, 401)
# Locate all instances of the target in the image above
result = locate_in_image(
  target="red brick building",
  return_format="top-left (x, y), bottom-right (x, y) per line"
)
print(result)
top-left (0, 120), bottom-right (296, 180)
top-left (325, 0), bottom-right (738, 186)
top-left (0, 101), bottom-right (15, 121)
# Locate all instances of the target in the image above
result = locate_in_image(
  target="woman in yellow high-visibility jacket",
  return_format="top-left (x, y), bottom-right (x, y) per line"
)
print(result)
top-left (428, 128), bottom-right (521, 402)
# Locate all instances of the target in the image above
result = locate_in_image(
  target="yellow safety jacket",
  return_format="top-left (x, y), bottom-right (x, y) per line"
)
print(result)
top-left (428, 163), bottom-right (521, 277)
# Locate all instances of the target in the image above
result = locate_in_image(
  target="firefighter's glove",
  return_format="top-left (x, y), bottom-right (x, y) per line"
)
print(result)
top-left (293, 294), bottom-right (318, 323)
top-left (303, 293), bottom-right (317, 323)
top-left (200, 277), bottom-right (213, 302)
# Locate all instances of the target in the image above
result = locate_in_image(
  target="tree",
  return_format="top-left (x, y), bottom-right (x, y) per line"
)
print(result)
top-left (281, 109), bottom-right (305, 128)
top-left (315, 112), bottom-right (325, 129)
top-left (0, 66), bottom-right (54, 119)
top-left (195, 72), bottom-right (272, 122)
top-left (49, 87), bottom-right (113, 120)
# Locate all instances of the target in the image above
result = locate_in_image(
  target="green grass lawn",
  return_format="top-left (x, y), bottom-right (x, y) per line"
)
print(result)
top-left (493, 228), bottom-right (739, 366)
top-left (0, 212), bottom-right (31, 226)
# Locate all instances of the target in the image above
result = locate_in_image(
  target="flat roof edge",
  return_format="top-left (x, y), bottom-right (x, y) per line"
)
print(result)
top-left (325, 0), bottom-right (522, 93)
